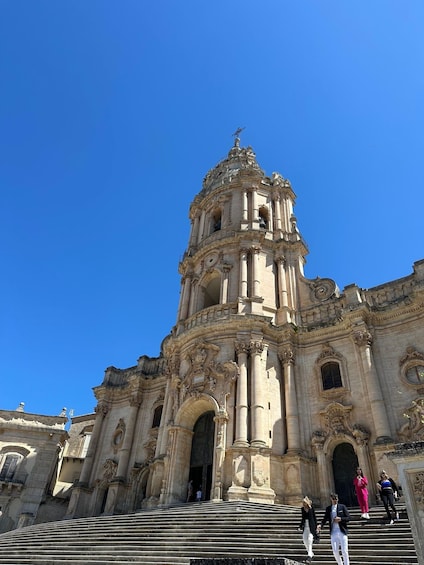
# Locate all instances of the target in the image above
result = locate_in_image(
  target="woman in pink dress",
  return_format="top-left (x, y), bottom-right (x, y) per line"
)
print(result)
top-left (353, 466), bottom-right (369, 519)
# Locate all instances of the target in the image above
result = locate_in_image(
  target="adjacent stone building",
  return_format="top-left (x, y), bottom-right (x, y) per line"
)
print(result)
top-left (62, 137), bottom-right (424, 520)
top-left (0, 405), bottom-right (67, 531)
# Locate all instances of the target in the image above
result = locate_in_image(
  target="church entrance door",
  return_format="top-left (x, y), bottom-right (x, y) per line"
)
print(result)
top-left (332, 442), bottom-right (358, 506)
top-left (189, 411), bottom-right (214, 501)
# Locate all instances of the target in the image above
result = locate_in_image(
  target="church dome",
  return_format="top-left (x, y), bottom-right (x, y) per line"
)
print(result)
top-left (199, 138), bottom-right (264, 198)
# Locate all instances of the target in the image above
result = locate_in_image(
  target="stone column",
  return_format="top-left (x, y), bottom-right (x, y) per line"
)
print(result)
top-left (250, 339), bottom-right (267, 447)
top-left (352, 329), bottom-right (392, 443)
top-left (234, 341), bottom-right (250, 447)
top-left (242, 188), bottom-right (248, 223)
top-left (251, 246), bottom-right (261, 298)
top-left (212, 409), bottom-right (229, 501)
top-left (189, 215), bottom-right (199, 247)
top-left (179, 275), bottom-right (192, 321)
top-left (251, 187), bottom-right (258, 228)
top-left (312, 433), bottom-right (331, 505)
top-left (239, 248), bottom-right (248, 298)
top-left (221, 264), bottom-right (231, 304)
top-left (276, 255), bottom-right (290, 324)
top-left (273, 192), bottom-right (282, 233)
top-left (197, 211), bottom-right (205, 243)
top-left (78, 401), bottom-right (109, 486)
top-left (279, 347), bottom-right (301, 452)
top-left (116, 394), bottom-right (142, 480)
top-left (188, 276), bottom-right (199, 317)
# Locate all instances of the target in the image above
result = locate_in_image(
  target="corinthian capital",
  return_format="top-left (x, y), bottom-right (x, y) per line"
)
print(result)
top-left (279, 347), bottom-right (295, 365)
top-left (352, 329), bottom-right (373, 347)
top-left (250, 339), bottom-right (264, 355)
top-left (235, 341), bottom-right (250, 356)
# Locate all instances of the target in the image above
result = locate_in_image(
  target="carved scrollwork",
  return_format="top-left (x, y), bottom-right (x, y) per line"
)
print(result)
top-left (309, 277), bottom-right (339, 302)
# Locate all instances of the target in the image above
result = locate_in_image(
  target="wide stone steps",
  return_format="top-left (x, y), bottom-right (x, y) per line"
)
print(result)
top-left (0, 501), bottom-right (418, 565)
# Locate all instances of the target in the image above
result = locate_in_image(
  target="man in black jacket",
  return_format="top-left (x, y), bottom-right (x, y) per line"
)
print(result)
top-left (316, 493), bottom-right (350, 565)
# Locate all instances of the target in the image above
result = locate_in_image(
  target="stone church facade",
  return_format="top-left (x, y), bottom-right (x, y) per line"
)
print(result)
top-left (62, 137), bottom-right (424, 520)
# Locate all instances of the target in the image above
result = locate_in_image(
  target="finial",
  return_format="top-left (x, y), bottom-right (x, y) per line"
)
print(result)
top-left (59, 407), bottom-right (67, 417)
top-left (232, 126), bottom-right (245, 147)
top-left (15, 402), bottom-right (25, 412)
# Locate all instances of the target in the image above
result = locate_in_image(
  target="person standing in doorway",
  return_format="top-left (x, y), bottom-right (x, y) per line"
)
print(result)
top-left (298, 496), bottom-right (317, 563)
top-left (196, 487), bottom-right (202, 502)
top-left (377, 470), bottom-right (399, 525)
top-left (186, 480), bottom-right (194, 502)
top-left (353, 467), bottom-right (370, 519)
top-left (317, 493), bottom-right (350, 565)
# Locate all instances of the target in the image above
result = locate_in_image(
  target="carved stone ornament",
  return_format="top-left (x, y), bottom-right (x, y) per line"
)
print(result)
top-left (317, 343), bottom-right (343, 362)
top-left (143, 438), bottom-right (157, 463)
top-left (399, 397), bottom-right (424, 441)
top-left (400, 346), bottom-right (424, 367)
top-left (279, 347), bottom-right (295, 365)
top-left (412, 471), bottom-right (424, 508)
top-left (102, 459), bottom-right (117, 484)
top-left (309, 277), bottom-right (339, 302)
top-left (201, 143), bottom-right (263, 195)
top-left (352, 329), bottom-right (373, 347)
top-left (318, 402), bottom-right (370, 446)
top-left (179, 340), bottom-right (239, 405)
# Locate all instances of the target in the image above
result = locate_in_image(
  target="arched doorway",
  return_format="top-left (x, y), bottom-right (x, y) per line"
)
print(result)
top-left (189, 411), bottom-right (214, 501)
top-left (332, 442), bottom-right (358, 506)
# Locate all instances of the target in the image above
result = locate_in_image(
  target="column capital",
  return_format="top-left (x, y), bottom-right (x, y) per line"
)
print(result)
top-left (279, 347), bottom-right (296, 365)
top-left (235, 341), bottom-right (250, 355)
top-left (250, 339), bottom-right (264, 355)
top-left (352, 329), bottom-right (373, 347)
top-left (95, 402), bottom-right (109, 417)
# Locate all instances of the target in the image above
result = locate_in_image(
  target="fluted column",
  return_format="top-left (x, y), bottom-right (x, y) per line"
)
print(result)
top-left (352, 329), bottom-right (392, 443)
top-left (250, 339), bottom-right (267, 446)
top-left (234, 341), bottom-right (250, 446)
top-left (78, 401), bottom-right (109, 486)
top-left (116, 393), bottom-right (142, 479)
top-left (279, 347), bottom-right (301, 452)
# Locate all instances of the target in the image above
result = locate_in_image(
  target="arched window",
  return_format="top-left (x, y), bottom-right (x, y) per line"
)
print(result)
top-left (211, 209), bottom-right (222, 233)
top-left (152, 405), bottom-right (163, 428)
top-left (321, 362), bottom-right (343, 390)
top-left (258, 206), bottom-right (269, 229)
top-left (0, 453), bottom-right (21, 481)
top-left (203, 276), bottom-right (221, 308)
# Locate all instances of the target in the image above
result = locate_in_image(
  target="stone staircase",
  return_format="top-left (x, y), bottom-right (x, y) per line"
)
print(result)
top-left (0, 501), bottom-right (418, 565)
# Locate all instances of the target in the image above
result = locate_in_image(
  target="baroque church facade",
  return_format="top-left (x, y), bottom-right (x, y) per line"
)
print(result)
top-left (64, 137), bottom-right (424, 519)
top-left (3, 138), bottom-right (422, 532)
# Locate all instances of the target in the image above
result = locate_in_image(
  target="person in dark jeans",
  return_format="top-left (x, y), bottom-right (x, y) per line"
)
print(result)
top-left (377, 470), bottom-right (399, 524)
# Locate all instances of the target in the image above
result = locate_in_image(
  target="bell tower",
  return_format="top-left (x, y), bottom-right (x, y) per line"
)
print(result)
top-left (176, 133), bottom-right (308, 331)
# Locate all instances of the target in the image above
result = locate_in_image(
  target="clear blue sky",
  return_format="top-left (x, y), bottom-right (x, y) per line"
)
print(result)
top-left (1, 2), bottom-right (423, 418)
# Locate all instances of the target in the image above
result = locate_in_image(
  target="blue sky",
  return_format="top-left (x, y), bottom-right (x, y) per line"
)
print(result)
top-left (1, 2), bottom-right (423, 419)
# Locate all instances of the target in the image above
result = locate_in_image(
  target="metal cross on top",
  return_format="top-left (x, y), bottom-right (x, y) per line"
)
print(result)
top-left (232, 126), bottom-right (245, 139)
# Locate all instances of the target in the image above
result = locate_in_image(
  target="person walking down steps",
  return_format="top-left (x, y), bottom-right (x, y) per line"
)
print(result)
top-left (317, 493), bottom-right (351, 565)
top-left (353, 467), bottom-right (370, 520)
top-left (298, 495), bottom-right (318, 563)
top-left (377, 470), bottom-right (399, 525)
